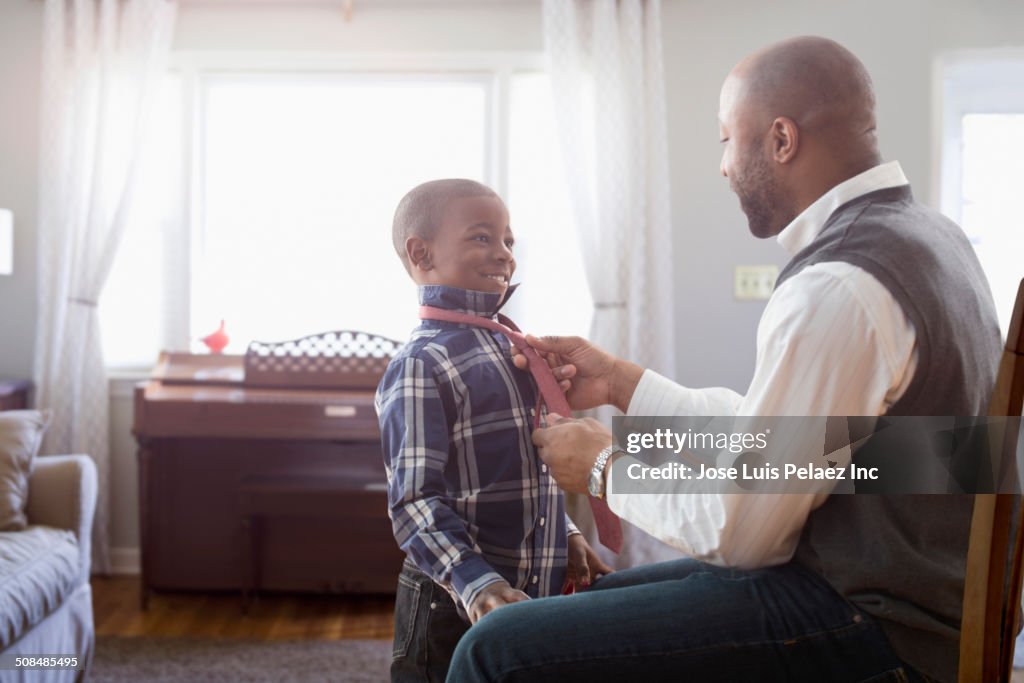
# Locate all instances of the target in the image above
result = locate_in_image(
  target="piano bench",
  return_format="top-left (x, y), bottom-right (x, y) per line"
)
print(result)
top-left (237, 472), bottom-right (389, 611)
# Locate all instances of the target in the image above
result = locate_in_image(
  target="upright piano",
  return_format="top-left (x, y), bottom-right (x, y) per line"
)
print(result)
top-left (132, 331), bottom-right (405, 607)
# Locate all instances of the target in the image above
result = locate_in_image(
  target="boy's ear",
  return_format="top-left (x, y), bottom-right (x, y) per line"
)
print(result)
top-left (406, 236), bottom-right (432, 271)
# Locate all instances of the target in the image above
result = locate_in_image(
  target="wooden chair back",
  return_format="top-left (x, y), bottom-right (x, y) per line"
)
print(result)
top-left (960, 278), bottom-right (1024, 682)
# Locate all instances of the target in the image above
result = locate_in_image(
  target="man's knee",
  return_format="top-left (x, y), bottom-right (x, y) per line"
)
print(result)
top-left (590, 557), bottom-right (711, 591)
top-left (448, 606), bottom-right (517, 681)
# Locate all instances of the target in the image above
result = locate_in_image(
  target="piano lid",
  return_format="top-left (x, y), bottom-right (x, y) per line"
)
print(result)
top-left (151, 352), bottom-right (245, 386)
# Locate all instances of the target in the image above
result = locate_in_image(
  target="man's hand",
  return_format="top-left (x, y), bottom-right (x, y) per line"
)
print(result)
top-left (567, 533), bottom-right (614, 590)
top-left (467, 580), bottom-right (530, 624)
top-left (511, 335), bottom-right (643, 412)
top-left (533, 414), bottom-right (613, 494)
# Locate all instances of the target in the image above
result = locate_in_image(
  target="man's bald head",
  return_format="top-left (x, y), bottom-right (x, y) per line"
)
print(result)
top-left (733, 36), bottom-right (878, 156)
top-left (718, 36), bottom-right (883, 238)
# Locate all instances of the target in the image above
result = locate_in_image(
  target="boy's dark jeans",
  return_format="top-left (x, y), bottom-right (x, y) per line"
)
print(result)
top-left (392, 559), bottom-right (470, 683)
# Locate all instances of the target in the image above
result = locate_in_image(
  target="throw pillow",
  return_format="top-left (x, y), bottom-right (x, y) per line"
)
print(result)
top-left (0, 410), bottom-right (51, 531)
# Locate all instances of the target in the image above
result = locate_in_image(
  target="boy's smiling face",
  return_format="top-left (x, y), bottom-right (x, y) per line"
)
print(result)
top-left (412, 195), bottom-right (515, 296)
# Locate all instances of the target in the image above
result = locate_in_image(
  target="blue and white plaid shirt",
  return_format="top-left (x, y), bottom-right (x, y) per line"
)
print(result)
top-left (376, 285), bottom-right (577, 611)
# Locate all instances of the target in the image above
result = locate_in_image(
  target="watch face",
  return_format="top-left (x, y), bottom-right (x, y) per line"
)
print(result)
top-left (587, 468), bottom-right (602, 497)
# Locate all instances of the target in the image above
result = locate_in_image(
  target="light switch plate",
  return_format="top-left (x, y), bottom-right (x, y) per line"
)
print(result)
top-left (734, 265), bottom-right (779, 301)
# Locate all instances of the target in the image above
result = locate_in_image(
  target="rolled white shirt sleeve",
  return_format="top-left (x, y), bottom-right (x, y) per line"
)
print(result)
top-left (606, 262), bottom-right (917, 569)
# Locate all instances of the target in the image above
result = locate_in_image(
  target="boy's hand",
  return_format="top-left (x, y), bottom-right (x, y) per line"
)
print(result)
top-left (567, 533), bottom-right (614, 590)
top-left (468, 580), bottom-right (530, 624)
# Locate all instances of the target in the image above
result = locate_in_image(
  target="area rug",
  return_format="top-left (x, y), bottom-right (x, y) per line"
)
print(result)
top-left (91, 636), bottom-right (390, 683)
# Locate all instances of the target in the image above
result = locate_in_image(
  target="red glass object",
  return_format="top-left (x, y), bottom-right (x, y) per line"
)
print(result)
top-left (200, 320), bottom-right (229, 353)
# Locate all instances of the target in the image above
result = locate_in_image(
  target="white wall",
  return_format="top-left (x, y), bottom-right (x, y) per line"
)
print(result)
top-left (2, 0), bottom-right (1024, 560)
top-left (174, 1), bottom-right (543, 52)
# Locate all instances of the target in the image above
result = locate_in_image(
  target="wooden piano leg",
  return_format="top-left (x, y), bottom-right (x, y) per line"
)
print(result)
top-left (241, 515), bottom-right (253, 613)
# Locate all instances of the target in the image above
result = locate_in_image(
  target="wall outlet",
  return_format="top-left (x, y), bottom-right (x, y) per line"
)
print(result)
top-left (734, 265), bottom-right (779, 301)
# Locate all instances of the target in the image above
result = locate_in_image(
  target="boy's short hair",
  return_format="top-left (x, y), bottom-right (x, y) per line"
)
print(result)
top-left (392, 179), bottom-right (499, 274)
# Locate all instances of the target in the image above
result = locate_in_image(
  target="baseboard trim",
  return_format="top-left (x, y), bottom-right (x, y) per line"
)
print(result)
top-left (109, 546), bottom-right (140, 575)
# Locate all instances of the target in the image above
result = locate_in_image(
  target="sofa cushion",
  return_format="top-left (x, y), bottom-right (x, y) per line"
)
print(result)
top-left (0, 525), bottom-right (79, 648)
top-left (0, 410), bottom-right (51, 531)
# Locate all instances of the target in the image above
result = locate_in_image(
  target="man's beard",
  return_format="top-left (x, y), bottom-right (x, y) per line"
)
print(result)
top-left (733, 151), bottom-right (786, 239)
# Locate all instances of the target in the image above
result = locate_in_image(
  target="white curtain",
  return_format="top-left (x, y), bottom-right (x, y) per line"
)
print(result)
top-left (544, 0), bottom-right (680, 568)
top-left (35, 0), bottom-right (177, 573)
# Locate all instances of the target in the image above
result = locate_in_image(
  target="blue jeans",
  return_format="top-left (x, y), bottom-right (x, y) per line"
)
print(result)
top-left (392, 560), bottom-right (470, 683)
top-left (447, 558), bottom-right (926, 682)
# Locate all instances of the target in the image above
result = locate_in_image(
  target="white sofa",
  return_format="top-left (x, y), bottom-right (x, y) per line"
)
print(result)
top-left (0, 455), bottom-right (97, 683)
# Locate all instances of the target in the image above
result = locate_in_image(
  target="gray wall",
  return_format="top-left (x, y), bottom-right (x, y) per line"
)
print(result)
top-left (0, 0), bottom-right (42, 380)
top-left (662, 0), bottom-right (1024, 391)
top-left (2, 0), bottom-right (1024, 557)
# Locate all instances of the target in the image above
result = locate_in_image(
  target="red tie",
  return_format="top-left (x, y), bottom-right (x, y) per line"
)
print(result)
top-left (419, 305), bottom-right (624, 554)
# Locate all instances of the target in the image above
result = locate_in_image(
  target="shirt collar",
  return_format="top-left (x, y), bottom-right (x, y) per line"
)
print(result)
top-left (418, 283), bottom-right (518, 317)
top-left (776, 160), bottom-right (909, 256)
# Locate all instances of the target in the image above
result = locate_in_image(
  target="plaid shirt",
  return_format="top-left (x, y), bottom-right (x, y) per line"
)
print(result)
top-left (376, 285), bottom-right (576, 611)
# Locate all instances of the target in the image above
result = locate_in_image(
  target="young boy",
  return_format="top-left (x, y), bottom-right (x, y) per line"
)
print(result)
top-left (376, 179), bottom-right (608, 682)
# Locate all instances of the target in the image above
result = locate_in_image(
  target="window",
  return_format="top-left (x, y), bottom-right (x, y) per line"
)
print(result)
top-left (99, 75), bottom-right (183, 368)
top-left (939, 55), bottom-right (1024, 338)
top-left (100, 55), bottom-right (591, 368)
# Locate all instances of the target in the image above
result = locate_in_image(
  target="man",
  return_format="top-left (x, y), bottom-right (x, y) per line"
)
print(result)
top-left (446, 36), bottom-right (1001, 683)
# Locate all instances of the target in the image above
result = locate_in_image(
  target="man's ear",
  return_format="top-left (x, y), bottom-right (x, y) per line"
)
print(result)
top-left (770, 117), bottom-right (799, 164)
top-left (406, 236), bottom-right (432, 271)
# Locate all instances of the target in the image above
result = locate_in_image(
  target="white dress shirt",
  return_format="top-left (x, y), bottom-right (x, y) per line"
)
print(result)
top-left (607, 161), bottom-right (919, 569)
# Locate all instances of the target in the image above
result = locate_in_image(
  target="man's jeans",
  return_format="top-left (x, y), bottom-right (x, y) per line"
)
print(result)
top-left (447, 558), bottom-right (926, 682)
top-left (392, 560), bottom-right (470, 683)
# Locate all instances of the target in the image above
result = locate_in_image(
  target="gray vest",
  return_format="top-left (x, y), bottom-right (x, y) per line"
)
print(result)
top-left (775, 185), bottom-right (1002, 683)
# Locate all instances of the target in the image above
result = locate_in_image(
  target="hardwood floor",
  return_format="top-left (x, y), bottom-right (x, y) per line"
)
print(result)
top-left (91, 576), bottom-right (395, 640)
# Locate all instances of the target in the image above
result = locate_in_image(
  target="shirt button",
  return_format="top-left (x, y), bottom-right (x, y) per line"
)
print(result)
top-left (539, 516), bottom-right (546, 527)
top-left (430, 602), bottom-right (437, 610)
top-left (531, 575), bottom-right (539, 585)
top-left (541, 464), bottom-right (548, 473)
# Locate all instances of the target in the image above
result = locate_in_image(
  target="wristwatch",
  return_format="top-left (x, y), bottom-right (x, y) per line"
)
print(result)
top-left (587, 445), bottom-right (618, 500)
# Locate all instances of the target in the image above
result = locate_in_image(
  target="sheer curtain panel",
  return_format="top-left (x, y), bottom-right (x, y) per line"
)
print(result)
top-left (543, 0), bottom-right (680, 568)
top-left (34, 0), bottom-right (177, 573)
